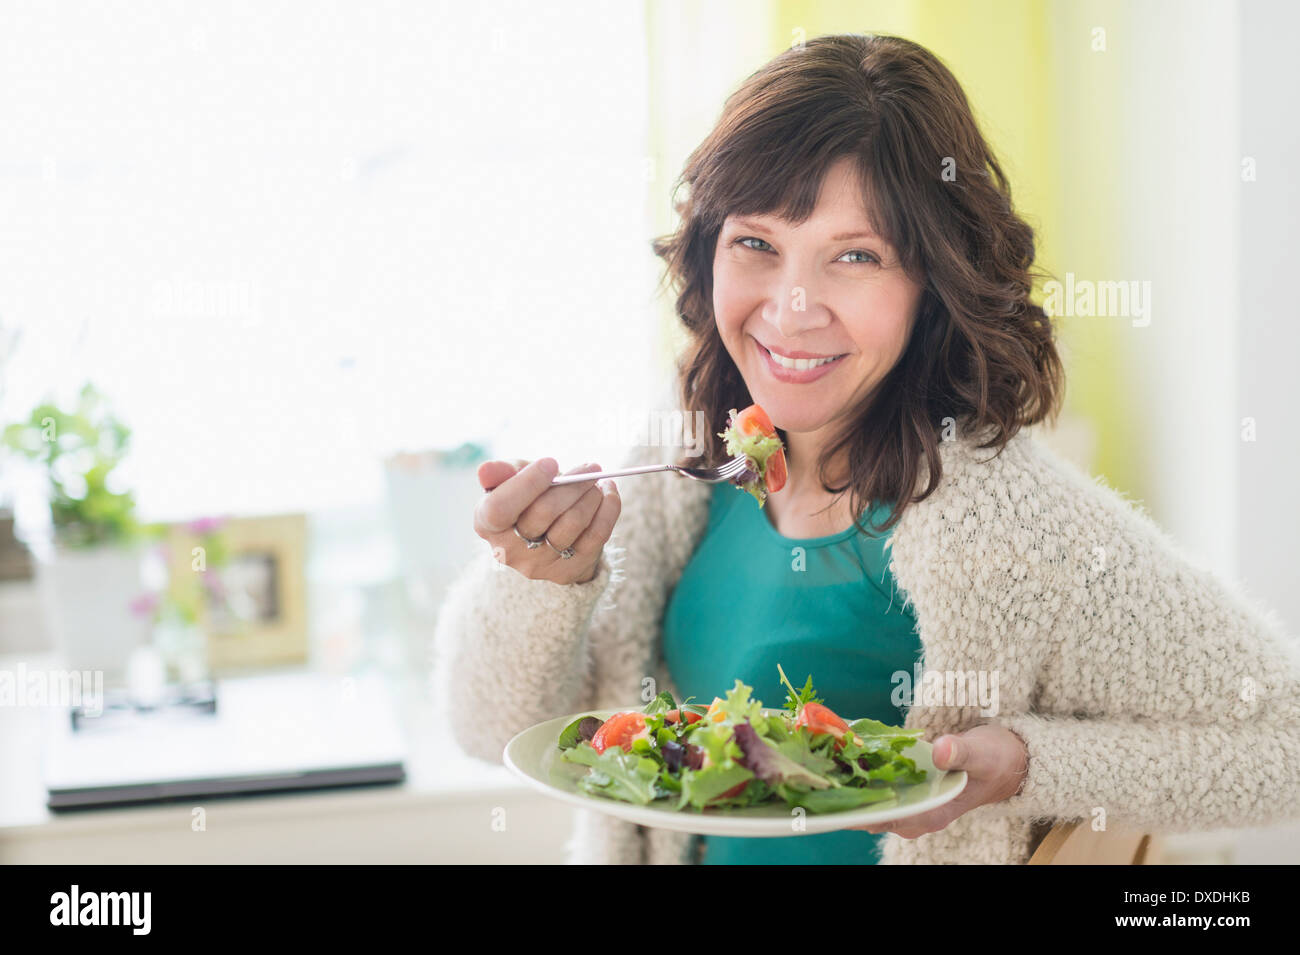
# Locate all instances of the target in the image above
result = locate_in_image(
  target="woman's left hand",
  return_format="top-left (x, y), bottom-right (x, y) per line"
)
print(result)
top-left (851, 723), bottom-right (1028, 839)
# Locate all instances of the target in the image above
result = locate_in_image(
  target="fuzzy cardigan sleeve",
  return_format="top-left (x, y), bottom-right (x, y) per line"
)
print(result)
top-left (976, 436), bottom-right (1300, 833)
top-left (432, 443), bottom-right (666, 764)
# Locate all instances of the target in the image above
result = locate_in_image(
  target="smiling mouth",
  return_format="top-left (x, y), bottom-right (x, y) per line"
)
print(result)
top-left (759, 343), bottom-right (848, 370)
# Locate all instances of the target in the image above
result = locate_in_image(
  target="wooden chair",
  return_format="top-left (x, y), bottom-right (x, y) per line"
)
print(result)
top-left (1028, 820), bottom-right (1161, 864)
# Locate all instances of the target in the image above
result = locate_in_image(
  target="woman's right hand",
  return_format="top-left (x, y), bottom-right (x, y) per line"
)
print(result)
top-left (473, 457), bottom-right (622, 585)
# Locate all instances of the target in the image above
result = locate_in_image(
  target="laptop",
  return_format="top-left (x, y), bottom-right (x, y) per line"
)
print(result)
top-left (43, 670), bottom-right (407, 809)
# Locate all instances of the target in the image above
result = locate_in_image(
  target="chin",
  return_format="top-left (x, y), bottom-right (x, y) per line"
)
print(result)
top-left (743, 391), bottom-right (837, 433)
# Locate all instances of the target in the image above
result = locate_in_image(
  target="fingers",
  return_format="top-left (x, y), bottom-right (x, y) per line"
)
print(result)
top-left (473, 457), bottom-right (621, 585)
top-left (851, 728), bottom-right (1025, 840)
top-left (933, 727), bottom-right (1014, 779)
top-left (567, 478), bottom-right (621, 556)
top-left (538, 479), bottom-right (605, 553)
top-left (474, 458), bottom-right (559, 534)
top-left (932, 735), bottom-right (966, 772)
top-left (513, 463), bottom-right (605, 540)
top-left (477, 459), bottom-right (524, 492)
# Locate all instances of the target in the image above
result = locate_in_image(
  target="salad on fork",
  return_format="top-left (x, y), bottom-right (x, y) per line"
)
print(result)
top-left (718, 403), bottom-right (788, 507)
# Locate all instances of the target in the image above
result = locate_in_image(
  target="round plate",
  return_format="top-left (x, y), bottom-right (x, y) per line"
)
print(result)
top-left (503, 707), bottom-right (967, 837)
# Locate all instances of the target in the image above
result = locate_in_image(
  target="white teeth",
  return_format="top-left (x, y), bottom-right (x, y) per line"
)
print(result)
top-left (767, 348), bottom-right (840, 370)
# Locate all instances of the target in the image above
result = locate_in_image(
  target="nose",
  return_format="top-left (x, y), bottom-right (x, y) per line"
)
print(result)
top-left (762, 264), bottom-right (832, 340)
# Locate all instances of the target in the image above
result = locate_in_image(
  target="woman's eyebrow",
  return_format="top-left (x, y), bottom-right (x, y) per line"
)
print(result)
top-left (729, 216), bottom-right (883, 244)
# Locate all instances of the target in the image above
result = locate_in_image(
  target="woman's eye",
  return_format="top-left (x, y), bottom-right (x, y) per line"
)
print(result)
top-left (732, 237), bottom-right (877, 265)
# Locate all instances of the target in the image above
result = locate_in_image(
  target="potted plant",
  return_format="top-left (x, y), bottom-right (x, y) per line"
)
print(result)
top-left (1, 382), bottom-right (147, 679)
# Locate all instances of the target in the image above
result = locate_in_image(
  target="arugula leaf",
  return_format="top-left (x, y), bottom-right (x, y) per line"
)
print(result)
top-left (777, 663), bottom-right (824, 715)
top-left (562, 743), bottom-right (661, 805)
top-left (643, 690), bottom-right (677, 716)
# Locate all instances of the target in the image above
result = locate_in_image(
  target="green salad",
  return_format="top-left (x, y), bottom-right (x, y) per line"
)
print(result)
top-left (556, 665), bottom-right (926, 813)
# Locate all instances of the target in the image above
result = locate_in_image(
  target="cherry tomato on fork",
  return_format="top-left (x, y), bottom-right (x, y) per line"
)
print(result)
top-left (733, 404), bottom-right (776, 437)
top-left (764, 447), bottom-right (788, 494)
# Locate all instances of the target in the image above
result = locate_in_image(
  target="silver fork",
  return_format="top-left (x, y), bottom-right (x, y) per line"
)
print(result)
top-left (549, 454), bottom-right (751, 486)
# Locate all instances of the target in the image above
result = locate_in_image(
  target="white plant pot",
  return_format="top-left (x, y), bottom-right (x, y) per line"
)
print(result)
top-left (35, 542), bottom-right (149, 682)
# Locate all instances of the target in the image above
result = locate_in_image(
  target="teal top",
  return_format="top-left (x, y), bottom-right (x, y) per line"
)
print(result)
top-left (661, 481), bottom-right (922, 865)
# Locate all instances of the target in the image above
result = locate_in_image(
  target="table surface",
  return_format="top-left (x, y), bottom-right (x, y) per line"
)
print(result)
top-left (0, 650), bottom-right (523, 836)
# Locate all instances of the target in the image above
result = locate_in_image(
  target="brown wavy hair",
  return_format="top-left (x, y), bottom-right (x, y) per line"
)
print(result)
top-left (651, 33), bottom-right (1064, 534)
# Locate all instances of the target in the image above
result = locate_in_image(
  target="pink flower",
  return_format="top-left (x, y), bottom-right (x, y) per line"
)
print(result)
top-left (187, 516), bottom-right (225, 535)
top-left (129, 591), bottom-right (160, 618)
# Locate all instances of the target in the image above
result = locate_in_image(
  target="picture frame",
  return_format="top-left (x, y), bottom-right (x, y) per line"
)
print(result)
top-left (165, 513), bottom-right (309, 672)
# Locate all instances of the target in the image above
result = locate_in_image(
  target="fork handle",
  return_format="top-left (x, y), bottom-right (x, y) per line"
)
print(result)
top-left (549, 463), bottom-right (671, 485)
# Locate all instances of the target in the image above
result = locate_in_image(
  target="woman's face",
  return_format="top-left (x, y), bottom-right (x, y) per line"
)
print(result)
top-left (712, 156), bottom-right (924, 439)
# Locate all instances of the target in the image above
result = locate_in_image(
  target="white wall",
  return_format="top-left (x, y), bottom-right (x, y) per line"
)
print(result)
top-left (1229, 0), bottom-right (1300, 865)
top-left (1119, 0), bottom-right (1241, 580)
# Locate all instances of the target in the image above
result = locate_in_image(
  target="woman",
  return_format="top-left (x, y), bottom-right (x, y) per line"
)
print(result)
top-left (435, 34), bottom-right (1300, 864)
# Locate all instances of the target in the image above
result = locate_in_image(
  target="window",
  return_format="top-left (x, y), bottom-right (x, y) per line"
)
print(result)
top-left (0, 1), bottom-right (661, 522)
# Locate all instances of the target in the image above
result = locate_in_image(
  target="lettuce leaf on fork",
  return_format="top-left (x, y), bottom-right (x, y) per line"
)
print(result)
top-left (718, 410), bottom-right (785, 506)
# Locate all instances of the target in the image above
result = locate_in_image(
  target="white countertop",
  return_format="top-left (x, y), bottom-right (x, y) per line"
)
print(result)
top-left (0, 651), bottom-right (526, 836)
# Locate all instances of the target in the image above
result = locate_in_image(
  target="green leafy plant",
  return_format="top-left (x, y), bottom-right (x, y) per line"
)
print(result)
top-left (1, 382), bottom-right (139, 548)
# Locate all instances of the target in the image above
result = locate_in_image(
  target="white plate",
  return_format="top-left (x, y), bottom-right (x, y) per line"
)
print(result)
top-left (503, 707), bottom-right (967, 837)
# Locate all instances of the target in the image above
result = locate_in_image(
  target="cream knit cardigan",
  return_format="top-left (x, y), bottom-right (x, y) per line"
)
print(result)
top-left (433, 420), bottom-right (1300, 864)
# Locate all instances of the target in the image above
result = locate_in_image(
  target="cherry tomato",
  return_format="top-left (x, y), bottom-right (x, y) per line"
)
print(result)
top-left (716, 779), bottom-right (750, 800)
top-left (795, 702), bottom-right (852, 747)
top-left (765, 447), bottom-right (788, 493)
top-left (664, 708), bottom-right (703, 725)
top-left (733, 404), bottom-right (776, 438)
top-left (590, 712), bottom-right (648, 754)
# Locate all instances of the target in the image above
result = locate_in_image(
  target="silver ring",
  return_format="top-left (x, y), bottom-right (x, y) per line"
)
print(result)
top-left (545, 537), bottom-right (576, 559)
top-left (513, 524), bottom-right (546, 549)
